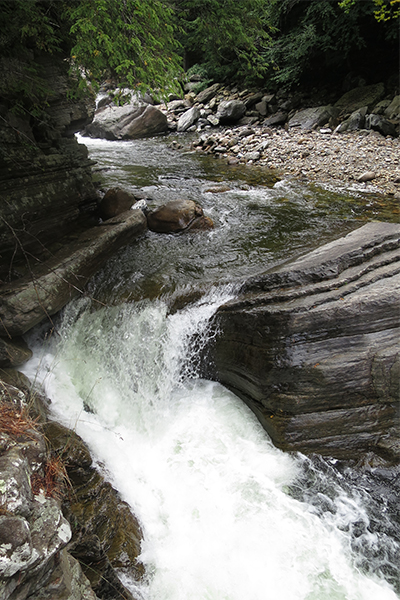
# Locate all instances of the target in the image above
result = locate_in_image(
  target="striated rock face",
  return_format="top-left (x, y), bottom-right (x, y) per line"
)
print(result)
top-left (0, 209), bottom-right (147, 337)
top-left (209, 222), bottom-right (400, 462)
top-left (0, 55), bottom-right (98, 270)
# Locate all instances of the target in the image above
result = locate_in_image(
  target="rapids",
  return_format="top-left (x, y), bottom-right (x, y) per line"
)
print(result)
top-left (23, 134), bottom-right (399, 600)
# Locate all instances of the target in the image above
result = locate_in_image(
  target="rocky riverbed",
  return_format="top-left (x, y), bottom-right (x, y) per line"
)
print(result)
top-left (189, 125), bottom-right (400, 200)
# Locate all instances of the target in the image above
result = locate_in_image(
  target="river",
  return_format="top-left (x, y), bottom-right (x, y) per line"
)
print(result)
top-left (23, 134), bottom-right (399, 600)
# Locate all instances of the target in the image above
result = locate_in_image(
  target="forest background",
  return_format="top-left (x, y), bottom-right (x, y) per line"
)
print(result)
top-left (1, 0), bottom-right (398, 120)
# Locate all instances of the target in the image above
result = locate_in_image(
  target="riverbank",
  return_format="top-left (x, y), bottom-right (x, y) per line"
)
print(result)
top-left (189, 124), bottom-right (400, 200)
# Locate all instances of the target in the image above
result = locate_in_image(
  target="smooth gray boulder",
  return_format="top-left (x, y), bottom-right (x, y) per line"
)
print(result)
top-left (209, 222), bottom-right (400, 462)
top-left (217, 100), bottom-right (246, 124)
top-left (84, 102), bottom-right (168, 139)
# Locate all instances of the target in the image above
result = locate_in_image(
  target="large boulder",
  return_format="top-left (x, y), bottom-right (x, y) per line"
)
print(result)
top-left (334, 83), bottom-right (385, 115)
top-left (216, 100), bottom-right (246, 124)
top-left (44, 421), bottom-right (143, 598)
top-left (209, 222), bottom-right (400, 463)
top-left (385, 95), bottom-right (400, 120)
top-left (147, 199), bottom-right (213, 233)
top-left (0, 383), bottom-right (97, 600)
top-left (288, 105), bottom-right (337, 130)
top-left (84, 102), bottom-right (168, 140)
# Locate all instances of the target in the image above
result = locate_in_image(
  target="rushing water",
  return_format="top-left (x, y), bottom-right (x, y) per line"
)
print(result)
top-left (24, 135), bottom-right (399, 599)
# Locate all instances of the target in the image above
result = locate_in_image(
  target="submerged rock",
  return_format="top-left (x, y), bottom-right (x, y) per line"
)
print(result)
top-left (209, 222), bottom-right (400, 462)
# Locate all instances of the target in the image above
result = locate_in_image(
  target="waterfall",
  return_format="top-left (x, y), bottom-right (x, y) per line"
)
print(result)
top-left (23, 289), bottom-right (399, 600)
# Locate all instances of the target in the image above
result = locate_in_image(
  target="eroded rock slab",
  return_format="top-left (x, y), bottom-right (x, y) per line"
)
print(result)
top-left (0, 210), bottom-right (147, 337)
top-left (210, 222), bottom-right (400, 462)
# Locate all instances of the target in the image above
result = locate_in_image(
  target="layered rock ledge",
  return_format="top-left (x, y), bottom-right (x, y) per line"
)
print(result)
top-left (0, 209), bottom-right (147, 338)
top-left (209, 222), bottom-right (400, 463)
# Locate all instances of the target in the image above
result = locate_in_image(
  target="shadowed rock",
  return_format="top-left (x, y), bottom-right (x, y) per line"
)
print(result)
top-left (0, 210), bottom-right (147, 337)
top-left (209, 222), bottom-right (400, 462)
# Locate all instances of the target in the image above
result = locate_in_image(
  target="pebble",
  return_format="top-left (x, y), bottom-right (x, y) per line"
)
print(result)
top-left (190, 125), bottom-right (400, 196)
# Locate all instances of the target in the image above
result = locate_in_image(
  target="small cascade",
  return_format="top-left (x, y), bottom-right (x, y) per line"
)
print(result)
top-left (24, 288), bottom-right (399, 600)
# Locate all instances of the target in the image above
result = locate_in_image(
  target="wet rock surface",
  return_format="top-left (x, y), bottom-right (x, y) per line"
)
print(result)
top-left (44, 421), bottom-right (144, 600)
top-left (0, 380), bottom-right (144, 600)
top-left (147, 199), bottom-right (213, 233)
top-left (0, 382), bottom-right (98, 600)
top-left (0, 209), bottom-right (147, 337)
top-left (209, 222), bottom-right (400, 462)
top-left (0, 56), bottom-right (98, 269)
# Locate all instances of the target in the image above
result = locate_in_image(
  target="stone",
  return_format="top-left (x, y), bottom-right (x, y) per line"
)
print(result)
top-left (335, 106), bottom-right (368, 133)
top-left (44, 422), bottom-right (143, 598)
top-left (243, 92), bottom-right (263, 108)
top-left (195, 83), bottom-right (221, 105)
top-left (0, 210), bottom-right (147, 337)
top-left (288, 106), bottom-right (337, 130)
top-left (372, 99), bottom-right (392, 115)
top-left (208, 222), bottom-right (400, 462)
top-left (147, 199), bottom-right (213, 233)
top-left (385, 95), bottom-right (400, 120)
top-left (177, 106), bottom-right (200, 132)
top-left (100, 187), bottom-right (138, 220)
top-left (0, 337), bottom-right (32, 368)
top-left (0, 58), bottom-right (97, 268)
top-left (365, 114), bottom-right (397, 137)
top-left (216, 100), bottom-right (246, 124)
top-left (84, 103), bottom-right (168, 140)
top-left (207, 114), bottom-right (220, 126)
top-left (357, 171), bottom-right (376, 182)
top-left (245, 151), bottom-right (260, 162)
top-left (255, 100), bottom-right (268, 116)
top-left (335, 83), bottom-right (385, 115)
top-left (263, 111), bottom-right (288, 127)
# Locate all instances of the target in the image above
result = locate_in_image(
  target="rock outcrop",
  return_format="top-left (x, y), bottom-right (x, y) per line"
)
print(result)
top-left (0, 209), bottom-right (147, 337)
top-left (0, 383), bottom-right (97, 600)
top-left (0, 55), bottom-right (98, 271)
top-left (0, 378), bottom-right (144, 600)
top-left (209, 222), bottom-right (400, 462)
